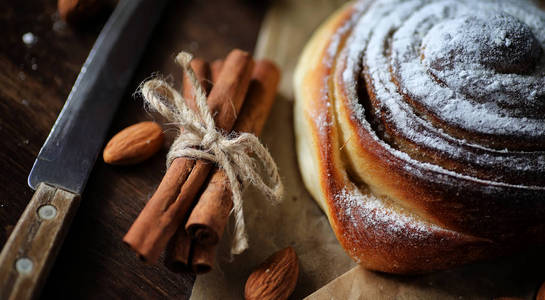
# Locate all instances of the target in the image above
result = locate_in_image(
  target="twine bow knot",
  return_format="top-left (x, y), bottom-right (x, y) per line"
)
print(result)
top-left (140, 52), bottom-right (283, 255)
top-left (201, 131), bottom-right (221, 149)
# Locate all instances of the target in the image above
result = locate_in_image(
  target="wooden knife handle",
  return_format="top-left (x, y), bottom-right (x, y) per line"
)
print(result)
top-left (0, 183), bottom-right (80, 300)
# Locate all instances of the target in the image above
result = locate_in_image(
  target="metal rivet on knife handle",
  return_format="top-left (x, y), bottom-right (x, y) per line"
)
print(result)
top-left (38, 205), bottom-right (57, 220)
top-left (15, 258), bottom-right (34, 275)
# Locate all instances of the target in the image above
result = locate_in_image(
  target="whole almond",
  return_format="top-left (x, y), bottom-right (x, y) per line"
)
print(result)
top-left (244, 247), bottom-right (299, 300)
top-left (103, 121), bottom-right (163, 165)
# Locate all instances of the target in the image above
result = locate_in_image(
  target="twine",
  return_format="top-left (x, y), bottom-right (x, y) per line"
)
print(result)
top-left (140, 52), bottom-right (283, 255)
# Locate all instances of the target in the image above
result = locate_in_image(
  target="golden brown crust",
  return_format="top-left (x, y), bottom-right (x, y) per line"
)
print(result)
top-left (294, 0), bottom-right (545, 274)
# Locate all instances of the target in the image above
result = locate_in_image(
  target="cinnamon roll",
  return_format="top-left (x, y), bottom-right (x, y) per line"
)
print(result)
top-left (294, 0), bottom-right (545, 274)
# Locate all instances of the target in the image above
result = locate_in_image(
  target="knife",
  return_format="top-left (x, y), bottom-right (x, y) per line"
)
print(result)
top-left (0, 0), bottom-right (168, 298)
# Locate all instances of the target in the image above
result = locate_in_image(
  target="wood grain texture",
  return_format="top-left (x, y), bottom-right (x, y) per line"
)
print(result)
top-left (0, 184), bottom-right (80, 300)
top-left (0, 0), bottom-right (266, 298)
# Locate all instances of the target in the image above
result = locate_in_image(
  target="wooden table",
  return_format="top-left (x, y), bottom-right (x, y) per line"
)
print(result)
top-left (0, 0), bottom-right (266, 298)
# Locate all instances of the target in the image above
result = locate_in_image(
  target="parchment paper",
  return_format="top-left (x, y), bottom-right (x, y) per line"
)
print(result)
top-left (306, 252), bottom-right (545, 300)
top-left (191, 0), bottom-right (545, 299)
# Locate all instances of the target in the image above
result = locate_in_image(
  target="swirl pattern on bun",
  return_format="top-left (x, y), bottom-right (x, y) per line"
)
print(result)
top-left (294, 0), bottom-right (545, 273)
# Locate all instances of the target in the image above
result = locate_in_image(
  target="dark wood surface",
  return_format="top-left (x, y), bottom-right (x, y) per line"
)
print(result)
top-left (0, 0), bottom-right (266, 298)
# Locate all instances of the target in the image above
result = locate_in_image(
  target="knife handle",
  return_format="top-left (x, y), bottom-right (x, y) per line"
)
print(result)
top-left (0, 183), bottom-right (80, 300)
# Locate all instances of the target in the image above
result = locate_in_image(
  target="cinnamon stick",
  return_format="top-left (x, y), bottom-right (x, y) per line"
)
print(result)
top-left (123, 49), bottom-right (255, 263)
top-left (210, 59), bottom-right (224, 80)
top-left (185, 60), bottom-right (281, 246)
top-left (165, 226), bottom-right (192, 272)
top-left (165, 59), bottom-right (225, 272)
top-left (183, 58), bottom-right (210, 111)
top-left (166, 228), bottom-right (216, 274)
top-left (190, 243), bottom-right (217, 274)
top-left (162, 58), bottom-right (210, 272)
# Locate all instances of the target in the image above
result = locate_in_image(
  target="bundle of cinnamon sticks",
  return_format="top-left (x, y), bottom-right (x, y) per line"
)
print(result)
top-left (123, 49), bottom-right (280, 274)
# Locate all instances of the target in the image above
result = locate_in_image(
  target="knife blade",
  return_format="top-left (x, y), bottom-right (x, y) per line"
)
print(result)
top-left (28, 0), bottom-right (168, 195)
top-left (0, 0), bottom-right (168, 298)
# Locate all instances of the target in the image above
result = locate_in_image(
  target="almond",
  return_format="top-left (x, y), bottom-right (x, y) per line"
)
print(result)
top-left (244, 247), bottom-right (299, 300)
top-left (103, 121), bottom-right (163, 165)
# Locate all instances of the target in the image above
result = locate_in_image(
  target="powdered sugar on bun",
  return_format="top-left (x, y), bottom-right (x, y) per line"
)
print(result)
top-left (339, 0), bottom-right (545, 185)
top-left (294, 0), bottom-right (545, 273)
